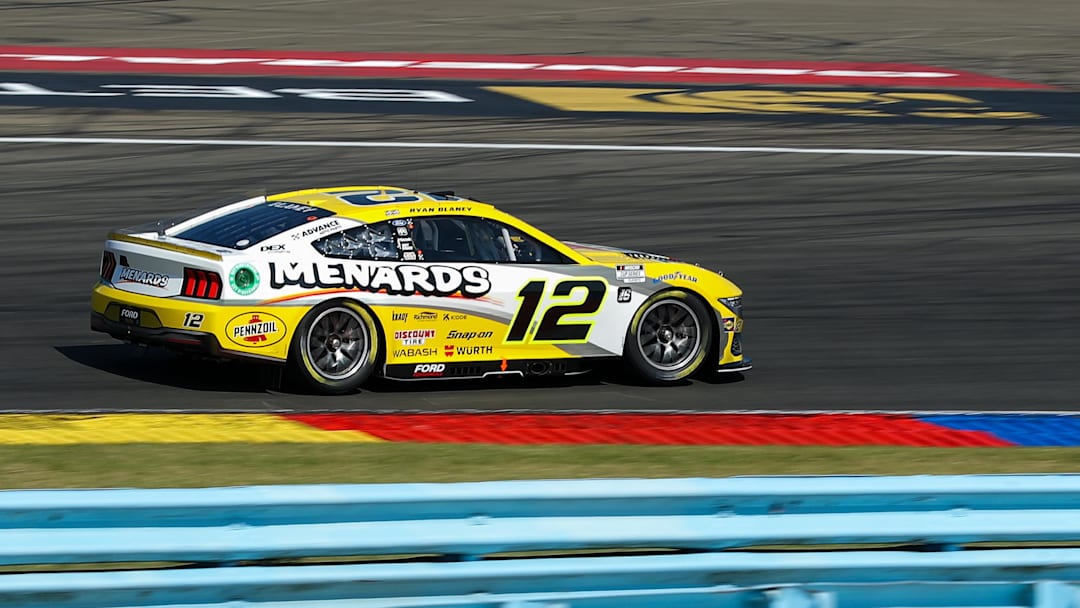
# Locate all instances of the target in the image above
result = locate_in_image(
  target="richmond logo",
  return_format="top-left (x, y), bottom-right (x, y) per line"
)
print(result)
top-left (269, 262), bottom-right (491, 297)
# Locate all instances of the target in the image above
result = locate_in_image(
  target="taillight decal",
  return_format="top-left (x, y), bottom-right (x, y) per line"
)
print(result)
top-left (207, 274), bottom-right (222, 299)
top-left (182, 267), bottom-right (222, 300)
top-left (182, 268), bottom-right (196, 297)
top-left (100, 251), bottom-right (117, 280)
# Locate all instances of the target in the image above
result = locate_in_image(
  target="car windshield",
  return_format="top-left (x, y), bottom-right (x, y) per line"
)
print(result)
top-left (173, 201), bottom-right (335, 250)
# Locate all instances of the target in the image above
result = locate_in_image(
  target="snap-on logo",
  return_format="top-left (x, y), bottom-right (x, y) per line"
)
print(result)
top-left (226, 312), bottom-right (286, 348)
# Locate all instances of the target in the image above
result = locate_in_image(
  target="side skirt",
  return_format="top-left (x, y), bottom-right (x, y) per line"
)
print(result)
top-left (382, 358), bottom-right (612, 381)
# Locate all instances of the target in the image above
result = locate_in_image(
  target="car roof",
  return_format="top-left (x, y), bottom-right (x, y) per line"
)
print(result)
top-left (268, 186), bottom-right (496, 221)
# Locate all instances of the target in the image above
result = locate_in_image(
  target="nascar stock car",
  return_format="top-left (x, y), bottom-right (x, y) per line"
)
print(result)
top-left (91, 186), bottom-right (749, 394)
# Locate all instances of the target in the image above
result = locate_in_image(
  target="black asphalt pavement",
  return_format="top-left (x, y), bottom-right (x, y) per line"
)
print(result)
top-left (1, 0), bottom-right (1078, 411)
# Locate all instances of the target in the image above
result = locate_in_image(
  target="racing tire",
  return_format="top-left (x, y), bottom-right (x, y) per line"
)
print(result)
top-left (287, 301), bottom-right (380, 395)
top-left (623, 290), bottom-right (712, 385)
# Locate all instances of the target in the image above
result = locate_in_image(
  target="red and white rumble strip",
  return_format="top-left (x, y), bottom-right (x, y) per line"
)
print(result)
top-left (0, 46), bottom-right (1050, 89)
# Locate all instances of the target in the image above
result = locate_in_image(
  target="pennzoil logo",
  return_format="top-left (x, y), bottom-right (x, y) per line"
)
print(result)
top-left (226, 312), bottom-right (286, 348)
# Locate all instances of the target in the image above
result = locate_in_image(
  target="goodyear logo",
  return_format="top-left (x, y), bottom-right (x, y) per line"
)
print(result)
top-left (226, 312), bottom-right (286, 348)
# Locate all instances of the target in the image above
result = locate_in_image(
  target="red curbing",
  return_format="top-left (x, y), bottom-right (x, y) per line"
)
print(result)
top-left (282, 413), bottom-right (1014, 447)
top-left (0, 46), bottom-right (1052, 89)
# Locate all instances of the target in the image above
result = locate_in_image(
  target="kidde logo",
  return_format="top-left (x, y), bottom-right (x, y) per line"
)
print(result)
top-left (226, 312), bottom-right (286, 348)
top-left (413, 363), bottom-right (445, 378)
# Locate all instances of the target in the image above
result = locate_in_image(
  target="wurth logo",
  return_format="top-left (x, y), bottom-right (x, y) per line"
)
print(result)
top-left (455, 345), bottom-right (494, 356)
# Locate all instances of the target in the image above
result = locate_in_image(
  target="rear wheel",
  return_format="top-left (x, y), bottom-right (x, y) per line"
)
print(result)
top-left (288, 301), bottom-right (379, 394)
top-left (623, 290), bottom-right (712, 385)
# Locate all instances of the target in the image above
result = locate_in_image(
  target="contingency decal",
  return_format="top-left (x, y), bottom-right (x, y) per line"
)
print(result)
top-left (226, 312), bottom-right (287, 347)
top-left (229, 263), bottom-right (260, 296)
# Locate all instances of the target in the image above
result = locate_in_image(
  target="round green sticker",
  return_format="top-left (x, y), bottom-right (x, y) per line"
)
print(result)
top-left (229, 264), bottom-right (260, 296)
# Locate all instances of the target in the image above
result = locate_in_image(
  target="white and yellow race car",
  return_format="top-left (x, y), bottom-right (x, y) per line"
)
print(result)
top-left (91, 187), bottom-right (749, 394)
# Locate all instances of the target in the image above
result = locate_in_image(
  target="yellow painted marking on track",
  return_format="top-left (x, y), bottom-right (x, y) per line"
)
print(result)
top-left (488, 86), bottom-right (1045, 119)
top-left (0, 415), bottom-right (383, 444)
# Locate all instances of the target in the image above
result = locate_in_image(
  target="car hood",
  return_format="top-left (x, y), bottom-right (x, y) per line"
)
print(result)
top-left (563, 241), bottom-right (677, 265)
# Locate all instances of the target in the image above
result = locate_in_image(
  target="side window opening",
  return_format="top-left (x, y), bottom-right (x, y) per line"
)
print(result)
top-left (313, 223), bottom-right (399, 260)
top-left (411, 216), bottom-right (571, 264)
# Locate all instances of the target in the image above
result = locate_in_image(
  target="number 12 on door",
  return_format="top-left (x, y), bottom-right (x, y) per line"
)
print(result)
top-left (505, 279), bottom-right (607, 343)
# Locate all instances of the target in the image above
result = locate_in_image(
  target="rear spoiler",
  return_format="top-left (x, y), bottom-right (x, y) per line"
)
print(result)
top-left (107, 232), bottom-right (223, 262)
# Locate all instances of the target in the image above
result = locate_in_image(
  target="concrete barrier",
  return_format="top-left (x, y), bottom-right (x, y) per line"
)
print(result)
top-left (1, 476), bottom-right (1079, 607)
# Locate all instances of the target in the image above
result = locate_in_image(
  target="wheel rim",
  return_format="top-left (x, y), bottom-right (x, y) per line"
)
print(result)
top-left (304, 307), bottom-right (369, 381)
top-left (636, 300), bottom-right (701, 371)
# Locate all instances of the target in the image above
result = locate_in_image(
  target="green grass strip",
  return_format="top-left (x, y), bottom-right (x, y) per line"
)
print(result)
top-left (1, 444), bottom-right (1079, 488)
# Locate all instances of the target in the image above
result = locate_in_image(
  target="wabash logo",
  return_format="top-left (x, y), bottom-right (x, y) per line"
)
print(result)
top-left (413, 363), bottom-right (445, 378)
top-left (269, 262), bottom-right (491, 297)
top-left (225, 312), bottom-right (286, 348)
top-left (394, 347), bottom-right (437, 358)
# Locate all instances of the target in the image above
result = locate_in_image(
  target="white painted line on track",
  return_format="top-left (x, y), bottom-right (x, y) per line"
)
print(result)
top-left (2, 136), bottom-right (1080, 159)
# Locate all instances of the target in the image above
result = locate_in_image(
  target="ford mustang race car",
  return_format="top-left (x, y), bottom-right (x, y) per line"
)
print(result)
top-left (91, 187), bottom-right (749, 394)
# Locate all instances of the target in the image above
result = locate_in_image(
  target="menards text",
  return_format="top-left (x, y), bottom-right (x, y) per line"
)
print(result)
top-left (269, 262), bottom-right (491, 297)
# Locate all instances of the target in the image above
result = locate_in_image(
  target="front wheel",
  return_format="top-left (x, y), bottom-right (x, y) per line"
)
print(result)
top-left (288, 301), bottom-right (380, 394)
top-left (623, 290), bottom-right (712, 385)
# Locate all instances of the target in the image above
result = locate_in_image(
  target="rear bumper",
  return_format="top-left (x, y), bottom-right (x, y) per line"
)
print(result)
top-left (90, 282), bottom-right (294, 363)
top-left (90, 312), bottom-right (282, 363)
top-left (92, 311), bottom-right (223, 358)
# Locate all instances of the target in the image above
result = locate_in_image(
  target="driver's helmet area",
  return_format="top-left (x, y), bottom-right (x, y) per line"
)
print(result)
top-left (413, 216), bottom-right (549, 263)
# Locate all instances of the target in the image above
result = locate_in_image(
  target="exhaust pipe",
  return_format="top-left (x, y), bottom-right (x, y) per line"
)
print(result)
top-left (527, 361), bottom-right (552, 376)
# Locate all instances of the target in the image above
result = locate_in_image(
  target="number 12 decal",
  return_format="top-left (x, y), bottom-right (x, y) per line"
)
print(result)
top-left (506, 279), bottom-right (607, 342)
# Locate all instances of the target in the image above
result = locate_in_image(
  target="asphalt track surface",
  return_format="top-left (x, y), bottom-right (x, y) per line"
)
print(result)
top-left (2, 0), bottom-right (1079, 412)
